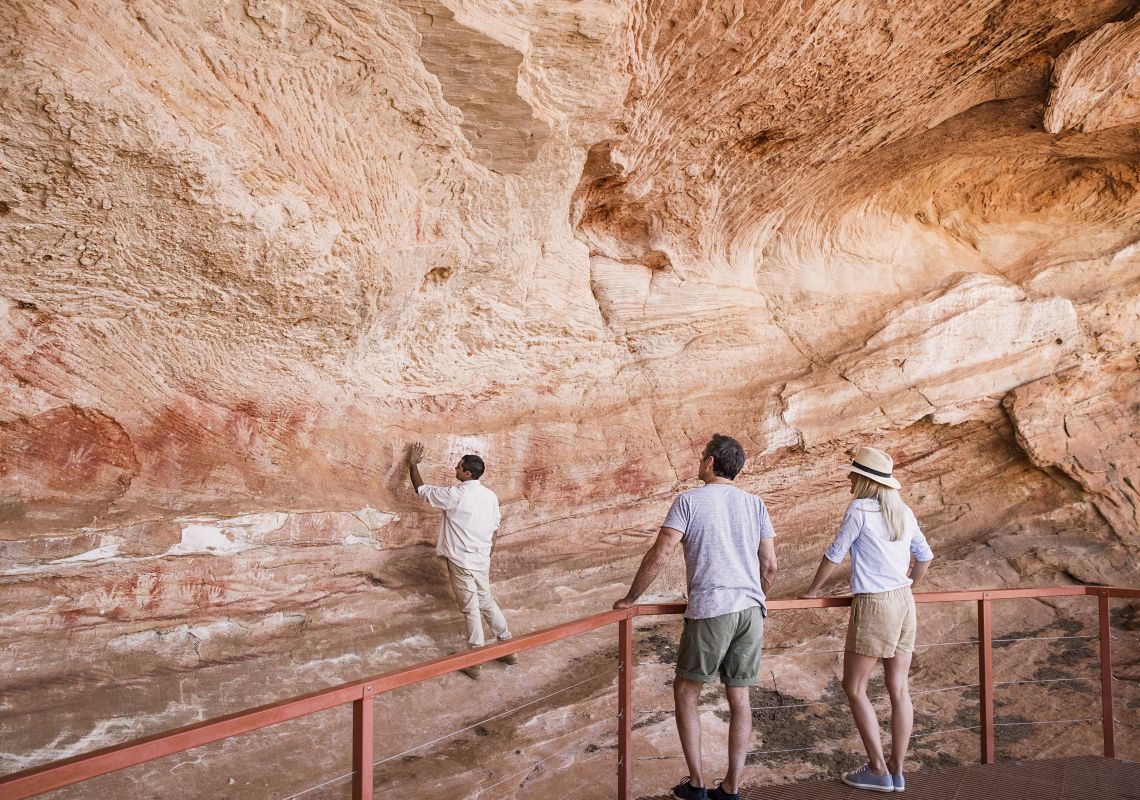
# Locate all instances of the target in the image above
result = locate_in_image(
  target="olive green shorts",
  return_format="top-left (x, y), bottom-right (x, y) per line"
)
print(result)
top-left (676, 606), bottom-right (765, 686)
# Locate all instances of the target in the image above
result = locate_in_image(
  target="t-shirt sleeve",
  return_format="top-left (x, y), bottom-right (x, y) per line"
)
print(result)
top-left (757, 499), bottom-right (776, 540)
top-left (824, 505), bottom-right (862, 563)
top-left (417, 484), bottom-right (460, 511)
top-left (661, 494), bottom-right (690, 534)
top-left (909, 513), bottom-right (934, 562)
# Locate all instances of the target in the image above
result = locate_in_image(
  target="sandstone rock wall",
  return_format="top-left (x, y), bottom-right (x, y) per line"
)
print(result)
top-left (0, 1), bottom-right (1137, 797)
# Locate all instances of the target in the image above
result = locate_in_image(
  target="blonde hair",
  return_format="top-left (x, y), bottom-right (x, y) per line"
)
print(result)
top-left (852, 474), bottom-right (909, 541)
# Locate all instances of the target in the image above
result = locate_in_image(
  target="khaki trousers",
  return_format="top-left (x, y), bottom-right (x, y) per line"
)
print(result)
top-left (445, 558), bottom-right (510, 648)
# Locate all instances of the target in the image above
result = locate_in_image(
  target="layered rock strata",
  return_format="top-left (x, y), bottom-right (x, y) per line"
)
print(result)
top-left (0, 1), bottom-right (1138, 798)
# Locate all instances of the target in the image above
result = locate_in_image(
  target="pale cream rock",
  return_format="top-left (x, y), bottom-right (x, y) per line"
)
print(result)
top-left (0, 0), bottom-right (1138, 797)
top-left (1045, 12), bottom-right (1140, 133)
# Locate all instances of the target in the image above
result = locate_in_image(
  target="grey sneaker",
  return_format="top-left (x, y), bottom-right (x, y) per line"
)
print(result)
top-left (892, 773), bottom-right (904, 792)
top-left (841, 765), bottom-right (894, 793)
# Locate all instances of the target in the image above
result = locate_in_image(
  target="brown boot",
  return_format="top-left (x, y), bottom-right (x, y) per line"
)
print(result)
top-left (459, 664), bottom-right (482, 680)
top-left (497, 653), bottom-right (519, 665)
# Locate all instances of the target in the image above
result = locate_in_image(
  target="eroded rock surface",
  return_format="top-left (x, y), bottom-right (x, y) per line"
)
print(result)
top-left (1046, 11), bottom-right (1140, 133)
top-left (0, 1), bottom-right (1137, 798)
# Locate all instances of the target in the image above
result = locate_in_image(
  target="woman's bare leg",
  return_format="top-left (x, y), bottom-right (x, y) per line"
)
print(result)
top-left (883, 650), bottom-right (914, 774)
top-left (843, 651), bottom-right (888, 774)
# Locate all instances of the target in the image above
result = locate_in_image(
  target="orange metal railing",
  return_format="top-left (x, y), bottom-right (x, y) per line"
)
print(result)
top-left (1, 585), bottom-right (1137, 800)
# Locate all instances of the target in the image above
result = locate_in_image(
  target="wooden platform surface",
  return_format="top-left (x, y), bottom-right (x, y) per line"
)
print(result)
top-left (638, 757), bottom-right (1140, 800)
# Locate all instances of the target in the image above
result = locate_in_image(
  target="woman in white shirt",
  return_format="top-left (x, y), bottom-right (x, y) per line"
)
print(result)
top-left (803, 446), bottom-right (934, 793)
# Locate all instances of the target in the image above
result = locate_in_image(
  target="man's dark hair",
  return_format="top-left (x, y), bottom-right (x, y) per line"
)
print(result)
top-left (703, 434), bottom-right (745, 479)
top-left (460, 454), bottom-right (485, 480)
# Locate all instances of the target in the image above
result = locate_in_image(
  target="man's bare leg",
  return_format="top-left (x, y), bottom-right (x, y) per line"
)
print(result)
top-left (674, 677), bottom-right (705, 788)
top-left (723, 685), bottom-right (751, 794)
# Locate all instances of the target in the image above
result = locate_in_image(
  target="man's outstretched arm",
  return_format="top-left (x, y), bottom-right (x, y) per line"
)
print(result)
top-left (614, 527), bottom-right (683, 609)
top-left (408, 442), bottom-right (425, 492)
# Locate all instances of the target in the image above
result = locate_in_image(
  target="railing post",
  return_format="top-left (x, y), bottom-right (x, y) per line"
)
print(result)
top-left (353, 684), bottom-right (375, 800)
top-left (977, 596), bottom-right (995, 764)
top-left (1098, 590), bottom-right (1115, 758)
top-left (618, 613), bottom-right (633, 800)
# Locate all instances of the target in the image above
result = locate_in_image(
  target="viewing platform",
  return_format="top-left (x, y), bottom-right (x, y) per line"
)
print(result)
top-left (1, 586), bottom-right (1136, 800)
top-left (639, 757), bottom-right (1140, 800)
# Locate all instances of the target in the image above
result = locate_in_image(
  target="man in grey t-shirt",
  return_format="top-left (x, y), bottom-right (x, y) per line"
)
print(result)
top-left (615, 434), bottom-right (777, 800)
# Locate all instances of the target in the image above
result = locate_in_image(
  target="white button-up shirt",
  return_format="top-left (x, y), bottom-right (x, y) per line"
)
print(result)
top-left (417, 480), bottom-right (502, 571)
top-left (824, 498), bottom-right (934, 595)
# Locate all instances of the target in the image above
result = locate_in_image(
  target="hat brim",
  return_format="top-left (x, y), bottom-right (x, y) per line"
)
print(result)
top-left (847, 464), bottom-right (901, 489)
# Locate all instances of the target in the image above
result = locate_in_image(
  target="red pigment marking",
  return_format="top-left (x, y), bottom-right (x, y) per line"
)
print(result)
top-left (615, 462), bottom-right (659, 495)
top-left (0, 406), bottom-right (137, 498)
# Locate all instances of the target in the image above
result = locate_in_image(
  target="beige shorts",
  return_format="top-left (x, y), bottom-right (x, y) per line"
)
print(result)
top-left (846, 586), bottom-right (916, 658)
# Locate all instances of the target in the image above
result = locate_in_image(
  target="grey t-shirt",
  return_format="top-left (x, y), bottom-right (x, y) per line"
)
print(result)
top-left (662, 483), bottom-right (776, 620)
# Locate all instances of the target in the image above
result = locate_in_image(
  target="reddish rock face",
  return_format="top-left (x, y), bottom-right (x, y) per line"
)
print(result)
top-left (0, 1), bottom-right (1137, 798)
top-left (0, 405), bottom-right (137, 528)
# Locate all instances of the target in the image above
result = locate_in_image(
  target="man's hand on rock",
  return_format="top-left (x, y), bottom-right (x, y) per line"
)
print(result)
top-left (408, 442), bottom-right (424, 465)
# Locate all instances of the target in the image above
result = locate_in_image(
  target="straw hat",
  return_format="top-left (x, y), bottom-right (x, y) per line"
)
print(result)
top-left (847, 446), bottom-right (901, 489)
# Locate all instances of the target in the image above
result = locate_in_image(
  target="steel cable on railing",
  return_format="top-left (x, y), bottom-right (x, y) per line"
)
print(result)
top-left (534, 676), bottom-right (1120, 774)
top-left (712, 632), bottom-right (1100, 663)
top-left (459, 659), bottom-right (729, 799)
top-left (727, 633), bottom-right (1094, 659)
top-left (636, 725), bottom-right (996, 750)
top-left (912, 683), bottom-right (975, 695)
top-left (635, 681), bottom-right (982, 715)
top-left (994, 717), bottom-right (1102, 728)
top-left (372, 671), bottom-right (611, 767)
top-left (916, 633), bottom-right (1102, 648)
top-left (713, 639), bottom-right (974, 660)
top-left (910, 715), bottom-right (1107, 741)
top-left (285, 769), bottom-right (358, 800)
top-left (995, 676), bottom-right (1095, 688)
top-left (438, 663), bottom-right (679, 800)
top-left (459, 736), bottom-right (593, 800)
top-left (283, 670), bottom-right (613, 800)
top-left (745, 716), bottom-right (1110, 754)
top-left (764, 646), bottom-right (846, 657)
top-left (913, 640), bottom-right (977, 649)
top-left (994, 634), bottom-right (1099, 644)
top-left (762, 638), bottom-right (978, 656)
top-left (638, 742), bottom-right (840, 759)
top-left (658, 674), bottom-right (1102, 708)
top-left (911, 724), bottom-right (983, 740)
top-left (749, 744), bottom-right (820, 756)
top-left (633, 673), bottom-right (1105, 762)
top-left (634, 677), bottom-right (1088, 717)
